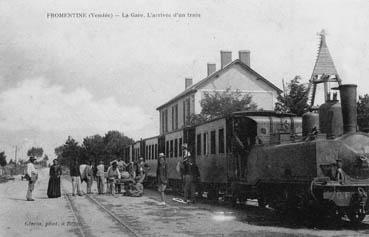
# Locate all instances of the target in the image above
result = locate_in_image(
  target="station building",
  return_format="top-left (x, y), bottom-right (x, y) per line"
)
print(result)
top-left (157, 50), bottom-right (282, 135)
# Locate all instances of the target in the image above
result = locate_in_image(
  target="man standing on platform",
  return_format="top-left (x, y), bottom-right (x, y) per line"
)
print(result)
top-left (96, 161), bottom-right (105, 194)
top-left (181, 144), bottom-right (200, 204)
top-left (26, 156), bottom-right (38, 201)
top-left (70, 159), bottom-right (82, 196)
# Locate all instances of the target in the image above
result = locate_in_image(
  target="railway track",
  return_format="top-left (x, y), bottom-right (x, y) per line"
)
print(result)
top-left (62, 183), bottom-right (141, 237)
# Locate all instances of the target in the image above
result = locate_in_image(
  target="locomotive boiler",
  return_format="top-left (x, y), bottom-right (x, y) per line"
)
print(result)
top-left (246, 84), bottom-right (369, 223)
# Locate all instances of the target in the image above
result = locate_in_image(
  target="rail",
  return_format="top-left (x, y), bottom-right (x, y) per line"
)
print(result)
top-left (62, 180), bottom-right (141, 237)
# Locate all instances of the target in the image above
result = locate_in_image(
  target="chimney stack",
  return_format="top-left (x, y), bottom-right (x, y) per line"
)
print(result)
top-left (339, 84), bottom-right (357, 133)
top-left (185, 78), bottom-right (193, 89)
top-left (220, 51), bottom-right (232, 69)
top-left (239, 50), bottom-right (250, 67)
top-left (207, 63), bottom-right (216, 76)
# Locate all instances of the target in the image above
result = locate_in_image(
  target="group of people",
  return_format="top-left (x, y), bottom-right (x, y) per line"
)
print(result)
top-left (68, 158), bottom-right (149, 197)
top-left (24, 143), bottom-right (200, 206)
top-left (156, 143), bottom-right (200, 205)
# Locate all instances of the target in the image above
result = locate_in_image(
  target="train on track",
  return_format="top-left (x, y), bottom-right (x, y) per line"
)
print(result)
top-left (123, 84), bottom-right (369, 223)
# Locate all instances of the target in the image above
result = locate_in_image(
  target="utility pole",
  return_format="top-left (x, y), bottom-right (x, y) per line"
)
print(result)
top-left (14, 145), bottom-right (18, 168)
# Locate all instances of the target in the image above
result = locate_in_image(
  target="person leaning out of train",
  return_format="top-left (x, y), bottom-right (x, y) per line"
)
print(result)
top-left (157, 153), bottom-right (168, 206)
top-left (106, 160), bottom-right (121, 196)
top-left (96, 161), bottom-right (105, 194)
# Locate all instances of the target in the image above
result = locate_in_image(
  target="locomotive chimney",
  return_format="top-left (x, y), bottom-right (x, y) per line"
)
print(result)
top-left (339, 84), bottom-right (357, 134)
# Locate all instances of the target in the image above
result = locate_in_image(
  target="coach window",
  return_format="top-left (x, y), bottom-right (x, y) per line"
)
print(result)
top-left (170, 140), bottom-right (173, 158)
top-left (179, 138), bottom-right (182, 157)
top-left (154, 144), bottom-right (158, 159)
top-left (152, 145), bottom-right (154, 159)
top-left (166, 141), bottom-right (169, 158)
top-left (149, 145), bottom-right (152, 160)
top-left (197, 134), bottom-right (201, 155)
top-left (174, 139), bottom-right (178, 157)
top-left (203, 133), bottom-right (208, 155)
top-left (211, 130), bottom-right (216, 154)
top-left (219, 128), bottom-right (225, 154)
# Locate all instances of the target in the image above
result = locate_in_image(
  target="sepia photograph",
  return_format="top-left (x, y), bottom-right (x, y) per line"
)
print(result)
top-left (1, 0), bottom-right (369, 236)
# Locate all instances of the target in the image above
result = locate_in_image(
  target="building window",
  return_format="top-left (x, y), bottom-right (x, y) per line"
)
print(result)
top-left (179, 138), bottom-right (182, 157)
top-left (183, 100), bottom-right (186, 126)
top-left (170, 140), bottom-right (173, 158)
top-left (211, 131), bottom-right (216, 154)
top-left (186, 98), bottom-right (191, 122)
top-left (197, 134), bottom-right (201, 155)
top-left (155, 144), bottom-right (158, 159)
top-left (164, 109), bottom-right (168, 132)
top-left (174, 104), bottom-right (178, 130)
top-left (219, 128), bottom-right (225, 154)
top-left (171, 106), bottom-right (174, 131)
top-left (174, 139), bottom-right (178, 157)
top-left (203, 133), bottom-right (207, 155)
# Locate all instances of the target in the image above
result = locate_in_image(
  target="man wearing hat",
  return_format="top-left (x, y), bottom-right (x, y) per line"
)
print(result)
top-left (107, 160), bottom-right (121, 195)
top-left (26, 156), bottom-right (38, 201)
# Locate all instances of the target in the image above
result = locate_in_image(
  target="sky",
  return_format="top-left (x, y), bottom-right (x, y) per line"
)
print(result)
top-left (0, 0), bottom-right (369, 161)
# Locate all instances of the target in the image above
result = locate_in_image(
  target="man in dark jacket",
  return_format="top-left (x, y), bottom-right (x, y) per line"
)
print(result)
top-left (181, 155), bottom-right (200, 204)
top-left (70, 159), bottom-right (82, 196)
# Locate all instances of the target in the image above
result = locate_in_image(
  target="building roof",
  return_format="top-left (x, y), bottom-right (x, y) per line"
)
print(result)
top-left (311, 32), bottom-right (338, 77)
top-left (156, 59), bottom-right (282, 110)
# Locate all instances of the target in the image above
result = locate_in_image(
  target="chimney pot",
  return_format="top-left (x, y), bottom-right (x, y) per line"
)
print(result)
top-left (220, 51), bottom-right (232, 69)
top-left (239, 50), bottom-right (250, 67)
top-left (207, 63), bottom-right (216, 76)
top-left (185, 78), bottom-right (193, 89)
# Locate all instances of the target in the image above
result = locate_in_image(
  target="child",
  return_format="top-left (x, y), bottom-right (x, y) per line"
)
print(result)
top-left (156, 153), bottom-right (168, 205)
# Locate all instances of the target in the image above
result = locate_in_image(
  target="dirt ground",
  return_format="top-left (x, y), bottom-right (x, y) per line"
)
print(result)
top-left (1, 168), bottom-right (369, 237)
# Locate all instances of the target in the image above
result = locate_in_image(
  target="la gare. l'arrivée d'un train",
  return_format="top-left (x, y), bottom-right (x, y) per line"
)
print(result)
top-left (122, 35), bottom-right (369, 224)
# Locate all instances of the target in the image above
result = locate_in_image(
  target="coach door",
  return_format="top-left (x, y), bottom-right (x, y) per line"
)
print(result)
top-left (158, 135), bottom-right (165, 154)
top-left (183, 127), bottom-right (196, 159)
top-left (232, 116), bottom-right (257, 181)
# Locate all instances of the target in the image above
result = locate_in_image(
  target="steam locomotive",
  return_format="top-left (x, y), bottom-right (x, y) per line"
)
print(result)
top-left (123, 84), bottom-right (369, 223)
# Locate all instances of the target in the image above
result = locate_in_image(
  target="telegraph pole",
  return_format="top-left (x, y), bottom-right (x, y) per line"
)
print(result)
top-left (14, 145), bottom-right (17, 168)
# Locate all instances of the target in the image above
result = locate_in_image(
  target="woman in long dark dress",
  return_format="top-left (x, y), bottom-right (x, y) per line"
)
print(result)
top-left (47, 159), bottom-right (62, 198)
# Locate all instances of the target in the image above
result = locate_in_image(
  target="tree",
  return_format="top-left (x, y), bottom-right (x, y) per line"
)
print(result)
top-left (81, 134), bottom-right (105, 165)
top-left (27, 147), bottom-right (44, 158)
top-left (0, 152), bottom-right (7, 167)
top-left (103, 131), bottom-right (134, 163)
top-left (274, 76), bottom-right (309, 116)
top-left (196, 88), bottom-right (257, 122)
top-left (43, 155), bottom-right (49, 162)
top-left (57, 136), bottom-right (81, 166)
top-left (357, 94), bottom-right (369, 131)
